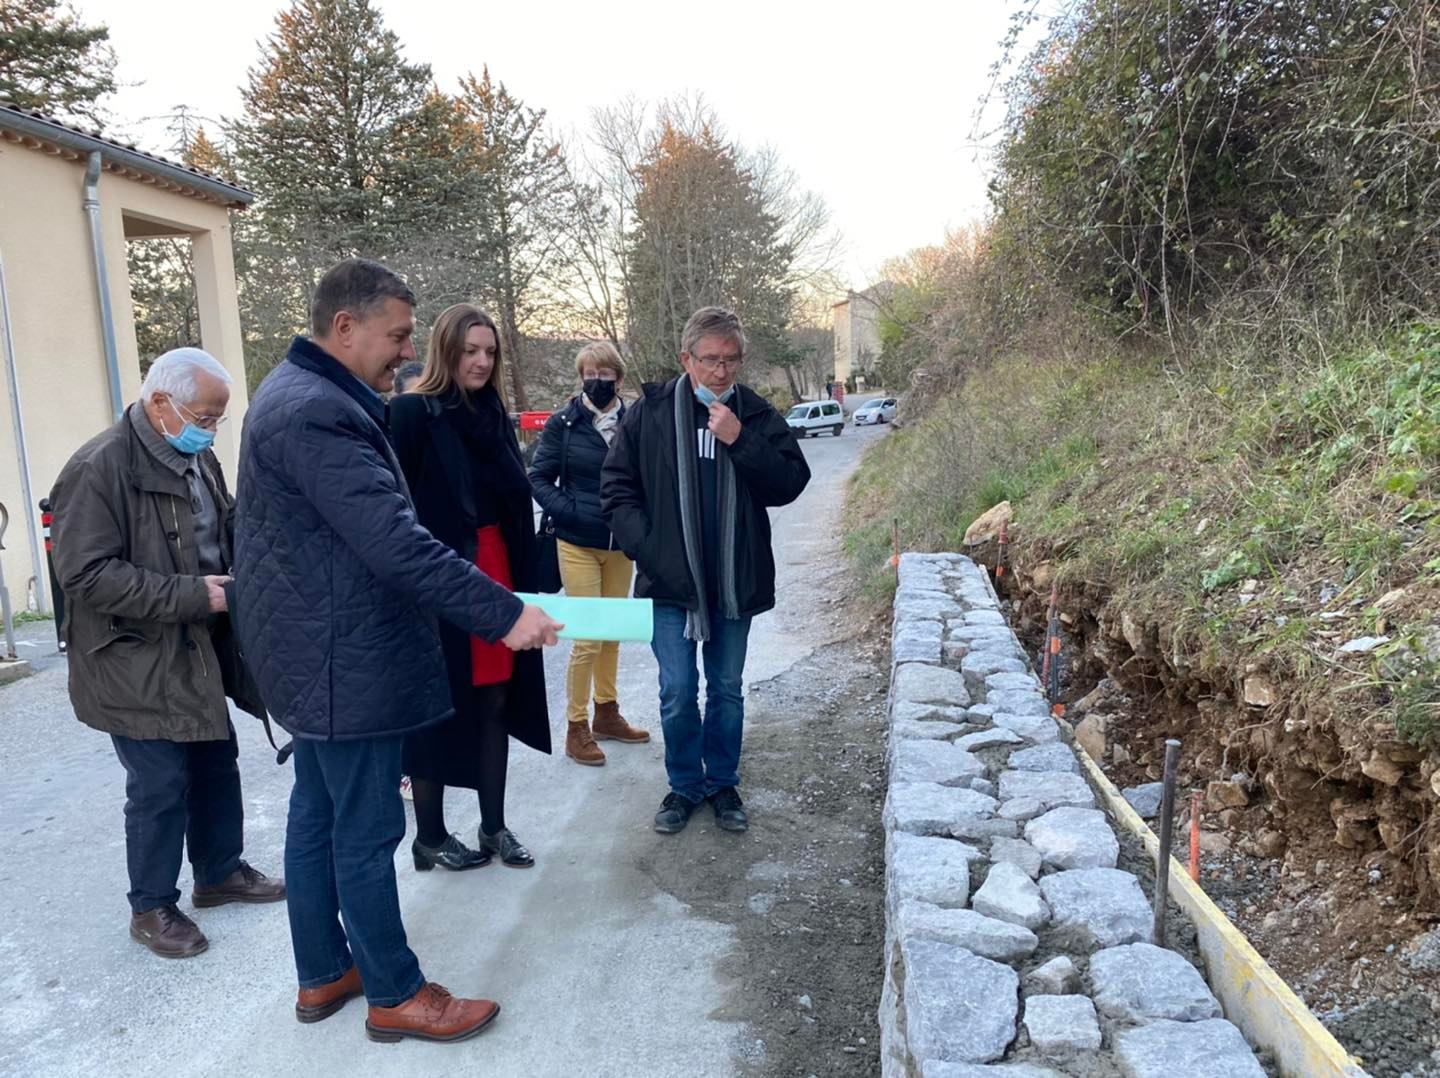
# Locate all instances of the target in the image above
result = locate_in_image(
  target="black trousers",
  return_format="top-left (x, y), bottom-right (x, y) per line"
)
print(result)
top-left (110, 722), bottom-right (244, 914)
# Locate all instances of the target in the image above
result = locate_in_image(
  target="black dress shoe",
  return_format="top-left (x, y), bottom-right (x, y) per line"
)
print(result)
top-left (412, 835), bottom-right (490, 871)
top-left (479, 828), bottom-right (534, 868)
top-left (709, 787), bottom-right (749, 833)
top-left (653, 792), bottom-right (701, 834)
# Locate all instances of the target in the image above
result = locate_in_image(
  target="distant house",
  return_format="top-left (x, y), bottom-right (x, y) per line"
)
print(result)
top-left (832, 282), bottom-right (892, 389)
top-left (0, 104), bottom-right (253, 616)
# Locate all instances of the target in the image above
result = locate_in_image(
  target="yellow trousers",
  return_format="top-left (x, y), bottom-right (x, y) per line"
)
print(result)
top-left (557, 539), bottom-right (635, 724)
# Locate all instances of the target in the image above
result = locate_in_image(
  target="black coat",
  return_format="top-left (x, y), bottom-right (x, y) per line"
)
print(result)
top-left (527, 396), bottom-right (626, 551)
top-left (390, 389), bottom-right (551, 755)
top-left (600, 377), bottom-right (810, 615)
top-left (234, 337), bottom-right (524, 742)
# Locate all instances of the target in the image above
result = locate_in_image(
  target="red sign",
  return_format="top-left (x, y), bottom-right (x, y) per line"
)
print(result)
top-left (518, 411), bottom-right (552, 431)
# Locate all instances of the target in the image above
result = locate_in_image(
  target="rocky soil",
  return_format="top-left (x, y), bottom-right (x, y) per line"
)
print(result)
top-left (980, 549), bottom-right (1440, 1078)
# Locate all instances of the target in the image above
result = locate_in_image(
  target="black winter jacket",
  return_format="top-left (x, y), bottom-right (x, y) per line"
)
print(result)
top-left (600, 377), bottom-right (810, 615)
top-left (527, 396), bottom-right (626, 551)
top-left (390, 389), bottom-right (551, 754)
top-left (233, 337), bottom-right (524, 742)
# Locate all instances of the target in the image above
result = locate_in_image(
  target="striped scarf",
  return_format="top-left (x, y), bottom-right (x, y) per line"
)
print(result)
top-left (673, 376), bottom-right (741, 641)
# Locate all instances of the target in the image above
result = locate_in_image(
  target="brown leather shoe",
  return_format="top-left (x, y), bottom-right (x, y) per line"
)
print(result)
top-left (365, 983), bottom-right (500, 1044)
top-left (296, 966), bottom-right (365, 1024)
top-left (565, 720), bottom-right (606, 766)
top-left (592, 701), bottom-right (650, 743)
top-left (130, 905), bottom-right (208, 959)
top-left (193, 861), bottom-right (287, 908)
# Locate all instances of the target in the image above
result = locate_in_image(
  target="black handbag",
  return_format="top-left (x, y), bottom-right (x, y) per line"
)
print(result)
top-left (533, 421), bottom-right (571, 594)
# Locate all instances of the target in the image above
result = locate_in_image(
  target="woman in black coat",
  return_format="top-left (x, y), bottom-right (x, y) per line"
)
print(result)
top-left (389, 303), bottom-right (550, 871)
top-left (528, 341), bottom-right (650, 766)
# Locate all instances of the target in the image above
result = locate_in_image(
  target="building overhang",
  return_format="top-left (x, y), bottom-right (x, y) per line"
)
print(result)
top-left (0, 104), bottom-right (253, 210)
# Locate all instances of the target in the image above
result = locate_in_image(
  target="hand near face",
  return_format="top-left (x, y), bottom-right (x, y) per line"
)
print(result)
top-left (707, 401), bottom-right (742, 446)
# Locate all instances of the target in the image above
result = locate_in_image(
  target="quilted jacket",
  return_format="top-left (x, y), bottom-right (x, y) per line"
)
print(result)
top-left (527, 395), bottom-right (626, 551)
top-left (233, 336), bottom-right (525, 742)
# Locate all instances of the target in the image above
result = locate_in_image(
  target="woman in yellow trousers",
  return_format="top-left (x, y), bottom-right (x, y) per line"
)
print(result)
top-left (528, 342), bottom-right (650, 764)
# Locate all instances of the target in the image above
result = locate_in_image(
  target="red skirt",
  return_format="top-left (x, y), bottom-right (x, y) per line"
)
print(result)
top-left (470, 525), bottom-right (516, 686)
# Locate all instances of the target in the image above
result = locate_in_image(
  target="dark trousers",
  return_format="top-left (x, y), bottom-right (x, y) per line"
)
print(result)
top-left (286, 735), bottom-right (424, 1008)
top-left (110, 723), bottom-right (244, 914)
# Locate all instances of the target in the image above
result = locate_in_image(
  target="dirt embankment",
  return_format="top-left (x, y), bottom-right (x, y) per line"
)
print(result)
top-left (982, 543), bottom-right (1440, 1076)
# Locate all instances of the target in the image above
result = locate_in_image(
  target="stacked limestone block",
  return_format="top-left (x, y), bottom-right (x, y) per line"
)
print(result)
top-left (879, 553), bottom-right (1265, 1078)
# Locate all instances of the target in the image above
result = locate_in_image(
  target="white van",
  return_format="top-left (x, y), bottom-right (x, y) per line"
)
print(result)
top-left (785, 400), bottom-right (844, 438)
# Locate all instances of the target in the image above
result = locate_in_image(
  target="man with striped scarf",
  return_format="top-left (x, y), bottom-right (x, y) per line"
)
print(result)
top-left (602, 307), bottom-right (811, 834)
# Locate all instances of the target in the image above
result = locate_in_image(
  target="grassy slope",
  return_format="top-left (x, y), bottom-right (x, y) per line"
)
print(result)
top-left (848, 325), bottom-right (1440, 742)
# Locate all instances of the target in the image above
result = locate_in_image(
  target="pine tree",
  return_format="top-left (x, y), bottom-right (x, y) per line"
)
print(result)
top-left (456, 68), bottom-right (573, 410)
top-left (625, 117), bottom-right (795, 381)
top-left (227, 0), bottom-right (482, 380)
top-left (184, 127), bottom-right (234, 180)
top-left (0, 0), bottom-right (116, 124)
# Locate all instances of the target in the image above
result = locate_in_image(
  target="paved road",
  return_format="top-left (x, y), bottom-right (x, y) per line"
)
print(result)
top-left (0, 419), bottom-right (889, 1078)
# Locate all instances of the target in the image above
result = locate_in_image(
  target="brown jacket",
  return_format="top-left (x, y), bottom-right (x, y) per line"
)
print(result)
top-left (50, 409), bottom-right (263, 741)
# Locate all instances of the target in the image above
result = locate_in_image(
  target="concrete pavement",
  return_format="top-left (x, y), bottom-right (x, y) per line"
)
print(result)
top-left (0, 420), bottom-right (889, 1078)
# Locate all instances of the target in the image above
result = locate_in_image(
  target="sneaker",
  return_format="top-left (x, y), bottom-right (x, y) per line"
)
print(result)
top-left (400, 775), bottom-right (413, 801)
top-left (710, 787), bottom-right (749, 833)
top-left (653, 792), bottom-right (700, 834)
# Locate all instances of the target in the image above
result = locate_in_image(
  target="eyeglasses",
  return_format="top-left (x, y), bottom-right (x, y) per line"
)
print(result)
top-left (691, 353), bottom-right (744, 372)
top-left (176, 401), bottom-right (229, 432)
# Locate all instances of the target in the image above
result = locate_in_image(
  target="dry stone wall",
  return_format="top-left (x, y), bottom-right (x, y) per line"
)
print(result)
top-left (880, 553), bottom-right (1267, 1077)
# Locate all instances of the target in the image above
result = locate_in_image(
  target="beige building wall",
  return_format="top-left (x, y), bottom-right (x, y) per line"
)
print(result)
top-left (0, 142), bottom-right (248, 617)
top-left (833, 289), bottom-right (885, 387)
top-left (833, 301), bottom-right (853, 385)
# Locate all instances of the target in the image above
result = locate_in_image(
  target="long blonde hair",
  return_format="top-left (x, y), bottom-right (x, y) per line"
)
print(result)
top-left (414, 303), bottom-right (508, 409)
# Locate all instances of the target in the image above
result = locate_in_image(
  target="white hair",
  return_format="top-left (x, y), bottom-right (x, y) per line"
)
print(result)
top-left (140, 347), bottom-right (233, 404)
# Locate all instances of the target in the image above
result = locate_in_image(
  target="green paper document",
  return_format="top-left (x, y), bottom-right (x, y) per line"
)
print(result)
top-left (513, 593), bottom-right (654, 643)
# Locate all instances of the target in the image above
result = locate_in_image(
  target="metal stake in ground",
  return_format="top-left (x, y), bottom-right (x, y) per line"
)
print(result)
top-left (1153, 738), bottom-right (1182, 946)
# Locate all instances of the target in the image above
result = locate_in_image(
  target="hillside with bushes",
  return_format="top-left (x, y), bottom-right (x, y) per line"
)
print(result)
top-left (847, 0), bottom-right (1439, 1030)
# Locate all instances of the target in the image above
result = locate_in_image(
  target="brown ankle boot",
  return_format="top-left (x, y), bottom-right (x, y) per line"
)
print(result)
top-left (566, 720), bottom-right (606, 766)
top-left (592, 701), bottom-right (650, 743)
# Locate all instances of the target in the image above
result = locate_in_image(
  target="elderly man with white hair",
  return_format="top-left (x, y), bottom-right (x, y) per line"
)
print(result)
top-left (50, 347), bottom-right (284, 960)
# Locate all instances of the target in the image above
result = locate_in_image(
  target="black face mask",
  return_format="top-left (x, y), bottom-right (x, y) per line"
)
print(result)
top-left (583, 378), bottom-right (617, 409)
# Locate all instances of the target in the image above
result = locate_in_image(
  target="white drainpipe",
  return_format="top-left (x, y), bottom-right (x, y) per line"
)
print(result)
top-left (83, 151), bottom-right (125, 423)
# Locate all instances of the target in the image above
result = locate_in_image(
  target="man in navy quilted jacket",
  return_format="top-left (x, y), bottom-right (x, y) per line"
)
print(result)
top-left (234, 258), bottom-right (561, 1044)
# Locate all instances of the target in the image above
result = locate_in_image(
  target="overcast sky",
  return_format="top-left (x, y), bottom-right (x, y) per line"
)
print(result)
top-left (80, 0), bottom-right (1018, 288)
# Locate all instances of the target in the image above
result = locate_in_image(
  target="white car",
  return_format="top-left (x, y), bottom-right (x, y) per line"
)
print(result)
top-left (785, 400), bottom-right (844, 438)
top-left (853, 397), bottom-right (897, 425)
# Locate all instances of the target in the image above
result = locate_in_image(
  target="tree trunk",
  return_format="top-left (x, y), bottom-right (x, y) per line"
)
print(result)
top-left (503, 317), bottom-right (529, 411)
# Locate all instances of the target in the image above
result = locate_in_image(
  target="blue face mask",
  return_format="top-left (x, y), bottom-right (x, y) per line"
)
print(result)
top-left (693, 381), bottom-right (736, 407)
top-left (163, 400), bottom-right (217, 455)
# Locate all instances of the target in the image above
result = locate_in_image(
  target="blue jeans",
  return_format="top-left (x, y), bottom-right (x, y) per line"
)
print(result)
top-left (286, 736), bottom-right (424, 1007)
top-left (650, 604), bottom-right (753, 803)
top-left (110, 724), bottom-right (244, 914)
